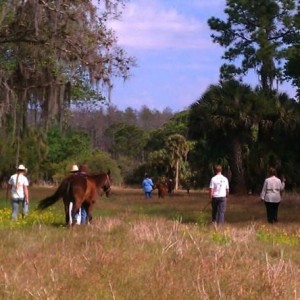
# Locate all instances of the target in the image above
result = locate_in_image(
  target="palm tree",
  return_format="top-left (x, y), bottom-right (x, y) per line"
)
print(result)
top-left (189, 80), bottom-right (262, 193)
top-left (251, 90), bottom-right (300, 190)
top-left (166, 134), bottom-right (191, 190)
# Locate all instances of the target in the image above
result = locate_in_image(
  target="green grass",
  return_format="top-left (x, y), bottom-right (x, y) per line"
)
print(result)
top-left (1, 186), bottom-right (300, 299)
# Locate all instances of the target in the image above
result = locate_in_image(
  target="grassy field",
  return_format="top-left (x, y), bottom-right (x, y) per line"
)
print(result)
top-left (1, 186), bottom-right (300, 299)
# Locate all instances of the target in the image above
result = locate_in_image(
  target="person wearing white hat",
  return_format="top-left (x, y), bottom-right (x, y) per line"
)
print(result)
top-left (69, 163), bottom-right (88, 224)
top-left (70, 165), bottom-right (79, 173)
top-left (8, 164), bottom-right (30, 220)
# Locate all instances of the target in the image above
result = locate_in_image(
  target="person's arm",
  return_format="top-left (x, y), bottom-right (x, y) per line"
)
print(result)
top-left (226, 178), bottom-right (229, 198)
top-left (281, 177), bottom-right (286, 191)
top-left (24, 185), bottom-right (29, 204)
top-left (260, 180), bottom-right (267, 201)
top-left (208, 178), bottom-right (213, 199)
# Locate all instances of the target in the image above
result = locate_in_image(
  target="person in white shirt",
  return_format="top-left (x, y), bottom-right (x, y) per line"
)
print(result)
top-left (260, 167), bottom-right (285, 223)
top-left (209, 165), bottom-right (229, 225)
top-left (8, 164), bottom-right (30, 220)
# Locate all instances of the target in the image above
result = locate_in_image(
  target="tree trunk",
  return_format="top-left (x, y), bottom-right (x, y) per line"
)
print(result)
top-left (228, 137), bottom-right (247, 194)
top-left (175, 159), bottom-right (179, 190)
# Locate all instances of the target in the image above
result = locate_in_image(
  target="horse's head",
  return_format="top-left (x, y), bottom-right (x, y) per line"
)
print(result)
top-left (90, 170), bottom-right (111, 197)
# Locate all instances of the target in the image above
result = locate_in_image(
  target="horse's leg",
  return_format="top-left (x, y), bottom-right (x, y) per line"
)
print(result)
top-left (64, 200), bottom-right (69, 225)
top-left (85, 203), bottom-right (93, 225)
top-left (65, 210), bottom-right (69, 225)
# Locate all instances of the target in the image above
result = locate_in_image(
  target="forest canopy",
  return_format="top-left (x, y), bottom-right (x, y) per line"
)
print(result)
top-left (0, 0), bottom-right (300, 194)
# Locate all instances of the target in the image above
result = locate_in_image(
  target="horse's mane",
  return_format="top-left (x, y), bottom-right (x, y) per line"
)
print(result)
top-left (88, 171), bottom-right (110, 186)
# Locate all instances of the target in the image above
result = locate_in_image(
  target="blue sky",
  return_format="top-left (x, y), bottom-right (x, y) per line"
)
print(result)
top-left (108, 0), bottom-right (294, 112)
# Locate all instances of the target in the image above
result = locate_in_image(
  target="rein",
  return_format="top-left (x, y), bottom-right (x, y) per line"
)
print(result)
top-left (89, 173), bottom-right (111, 194)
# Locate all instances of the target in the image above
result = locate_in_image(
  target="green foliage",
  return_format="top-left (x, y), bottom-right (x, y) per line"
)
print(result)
top-left (163, 110), bottom-right (189, 137)
top-left (86, 150), bottom-right (122, 184)
top-left (70, 68), bottom-right (106, 105)
top-left (196, 212), bottom-right (210, 226)
top-left (285, 45), bottom-right (300, 99)
top-left (188, 80), bottom-right (300, 192)
top-left (0, 129), bottom-right (18, 180)
top-left (19, 128), bottom-right (48, 182)
top-left (210, 231), bottom-right (231, 245)
top-left (256, 226), bottom-right (299, 246)
top-left (0, 208), bottom-right (61, 229)
top-left (208, 0), bottom-right (299, 90)
top-left (144, 129), bottom-right (168, 153)
top-left (47, 127), bottom-right (91, 163)
top-left (48, 148), bottom-right (122, 184)
top-left (188, 80), bottom-right (258, 191)
top-left (105, 123), bottom-right (149, 160)
top-left (0, 0), bottom-right (135, 145)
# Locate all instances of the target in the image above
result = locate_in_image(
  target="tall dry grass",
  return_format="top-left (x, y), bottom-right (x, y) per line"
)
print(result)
top-left (0, 187), bottom-right (300, 299)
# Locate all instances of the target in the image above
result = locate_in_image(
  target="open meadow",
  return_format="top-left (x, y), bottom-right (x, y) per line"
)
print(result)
top-left (1, 186), bottom-right (300, 299)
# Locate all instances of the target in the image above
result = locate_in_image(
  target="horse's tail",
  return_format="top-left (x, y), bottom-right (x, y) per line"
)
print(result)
top-left (37, 179), bottom-right (70, 210)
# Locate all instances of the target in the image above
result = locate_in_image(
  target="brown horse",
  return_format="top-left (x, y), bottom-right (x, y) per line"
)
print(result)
top-left (38, 171), bottom-right (111, 225)
top-left (153, 182), bottom-right (168, 198)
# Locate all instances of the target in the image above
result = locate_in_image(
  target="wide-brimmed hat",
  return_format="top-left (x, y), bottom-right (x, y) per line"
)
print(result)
top-left (17, 164), bottom-right (26, 171)
top-left (70, 165), bottom-right (79, 172)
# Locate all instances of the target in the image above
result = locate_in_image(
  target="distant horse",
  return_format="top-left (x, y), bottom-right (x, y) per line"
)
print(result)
top-left (153, 182), bottom-right (168, 198)
top-left (38, 171), bottom-right (111, 226)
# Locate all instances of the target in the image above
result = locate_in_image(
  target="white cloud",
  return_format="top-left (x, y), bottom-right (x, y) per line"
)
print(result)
top-left (104, 0), bottom-right (227, 111)
top-left (109, 0), bottom-right (214, 50)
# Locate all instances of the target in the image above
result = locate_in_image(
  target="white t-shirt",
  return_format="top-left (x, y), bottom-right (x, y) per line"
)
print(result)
top-left (8, 173), bottom-right (29, 199)
top-left (209, 174), bottom-right (229, 197)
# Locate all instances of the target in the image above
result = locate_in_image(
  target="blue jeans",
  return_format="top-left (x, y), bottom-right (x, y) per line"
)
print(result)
top-left (211, 197), bottom-right (227, 224)
top-left (80, 207), bottom-right (87, 224)
top-left (144, 191), bottom-right (152, 198)
top-left (75, 207), bottom-right (88, 224)
top-left (11, 198), bottom-right (29, 220)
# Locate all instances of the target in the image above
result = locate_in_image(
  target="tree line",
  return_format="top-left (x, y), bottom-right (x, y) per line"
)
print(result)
top-left (0, 1), bottom-right (300, 194)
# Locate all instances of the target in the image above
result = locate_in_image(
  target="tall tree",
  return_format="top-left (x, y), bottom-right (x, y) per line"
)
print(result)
top-left (104, 123), bottom-right (149, 160)
top-left (208, 0), bottom-right (299, 91)
top-left (285, 45), bottom-right (300, 100)
top-left (189, 80), bottom-right (263, 193)
top-left (166, 134), bottom-right (191, 190)
top-left (0, 0), bottom-right (134, 168)
top-left (0, 0), bottom-right (134, 132)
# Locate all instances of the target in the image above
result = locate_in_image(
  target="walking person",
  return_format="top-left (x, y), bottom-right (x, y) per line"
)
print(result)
top-left (142, 173), bottom-right (154, 199)
top-left (69, 164), bottom-right (88, 224)
top-left (260, 167), bottom-right (285, 224)
top-left (167, 178), bottom-right (174, 195)
top-left (209, 165), bottom-right (229, 225)
top-left (8, 164), bottom-right (30, 220)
